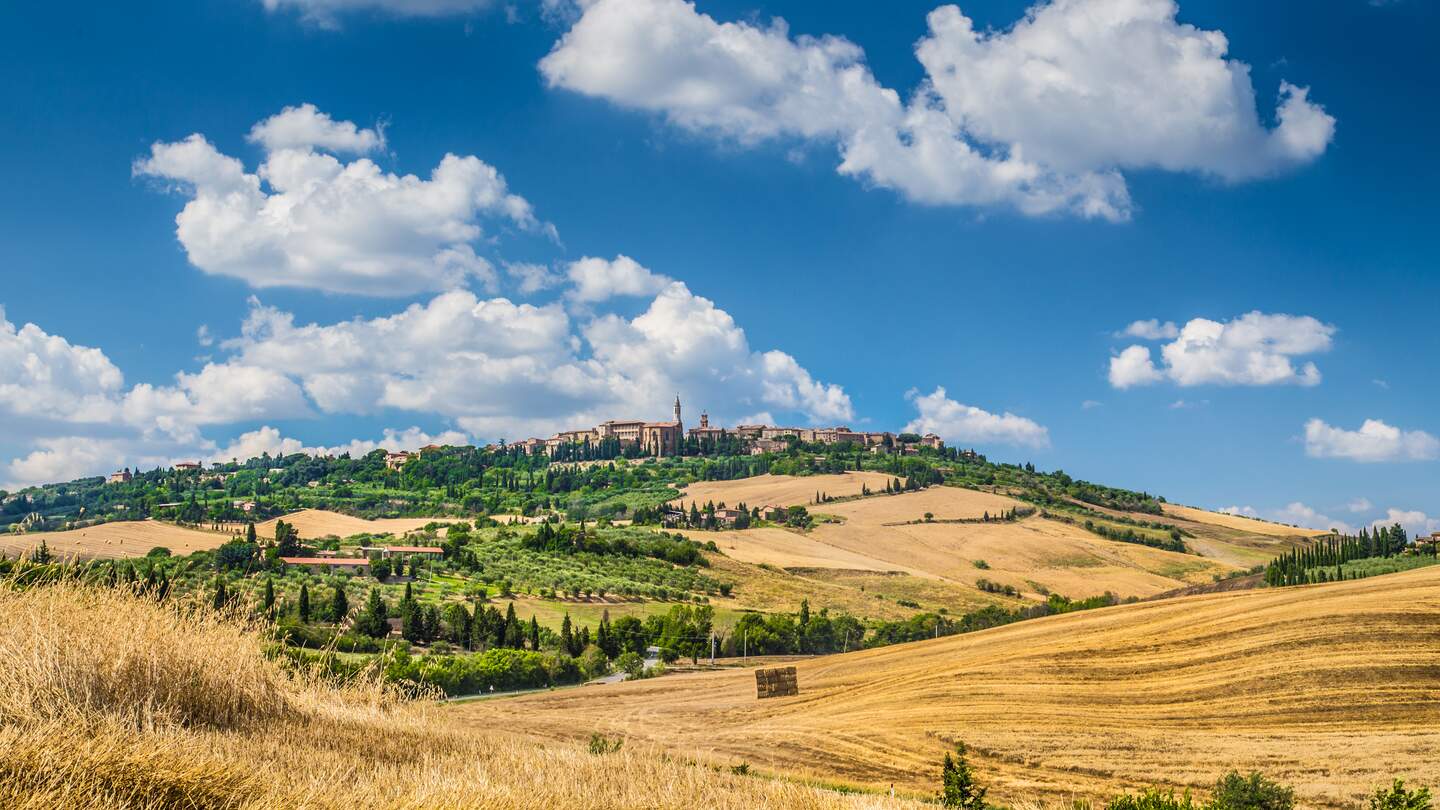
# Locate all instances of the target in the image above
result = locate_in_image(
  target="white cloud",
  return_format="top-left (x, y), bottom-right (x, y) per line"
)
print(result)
top-left (246, 103), bottom-right (385, 154)
top-left (505, 261), bottom-right (563, 295)
top-left (1108, 345), bottom-right (1163, 389)
top-left (220, 265), bottom-right (852, 439)
top-left (1273, 501), bottom-right (1353, 534)
top-left (1219, 505), bottom-right (1258, 518)
top-left (134, 106), bottom-right (550, 297)
top-left (565, 255), bottom-right (670, 303)
top-left (1346, 497), bottom-right (1373, 513)
top-left (540, 0), bottom-right (1333, 220)
top-left (207, 425), bottom-right (470, 463)
top-left (1372, 508), bottom-right (1440, 539)
top-left (1120, 319), bottom-right (1180, 340)
top-left (902, 387), bottom-right (1049, 448)
top-left (0, 306), bottom-right (126, 424)
top-left (261, 0), bottom-right (494, 27)
top-left (1304, 418), bottom-right (1440, 463)
top-left (1111, 311), bottom-right (1333, 388)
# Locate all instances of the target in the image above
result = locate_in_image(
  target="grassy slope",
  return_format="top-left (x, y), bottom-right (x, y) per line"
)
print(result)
top-left (0, 580), bottom-right (918, 810)
top-left (458, 566), bottom-right (1440, 807)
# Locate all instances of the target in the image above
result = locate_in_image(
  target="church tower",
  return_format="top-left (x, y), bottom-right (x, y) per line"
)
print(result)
top-left (673, 394), bottom-right (682, 426)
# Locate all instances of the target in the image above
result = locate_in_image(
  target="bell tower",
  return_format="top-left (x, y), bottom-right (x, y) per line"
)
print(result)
top-left (673, 394), bottom-right (682, 425)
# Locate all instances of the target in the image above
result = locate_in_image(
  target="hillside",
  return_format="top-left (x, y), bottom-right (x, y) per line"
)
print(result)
top-left (458, 566), bottom-right (1440, 806)
top-left (671, 472), bottom-right (898, 508)
top-left (0, 520), bottom-right (231, 560)
top-left (0, 579), bottom-right (917, 810)
top-left (253, 509), bottom-right (456, 540)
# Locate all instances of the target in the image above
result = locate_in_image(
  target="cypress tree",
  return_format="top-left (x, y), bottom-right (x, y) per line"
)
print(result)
top-left (298, 583), bottom-right (311, 623)
top-left (330, 585), bottom-right (349, 623)
top-left (529, 616), bottom-right (541, 651)
top-left (561, 613), bottom-right (575, 656)
top-left (212, 577), bottom-right (228, 611)
top-left (263, 578), bottom-right (275, 612)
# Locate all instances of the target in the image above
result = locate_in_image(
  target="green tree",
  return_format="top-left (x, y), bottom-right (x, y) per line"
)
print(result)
top-left (939, 743), bottom-right (986, 809)
top-left (212, 576), bottom-right (229, 611)
top-left (1209, 771), bottom-right (1295, 810)
top-left (352, 588), bottom-right (390, 639)
top-left (1369, 781), bottom-right (1432, 810)
top-left (262, 578), bottom-right (275, 613)
top-left (298, 583), bottom-right (311, 623)
top-left (330, 584), bottom-right (349, 624)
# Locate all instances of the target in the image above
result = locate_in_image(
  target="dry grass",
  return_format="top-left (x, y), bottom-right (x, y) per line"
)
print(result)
top-left (820, 488), bottom-right (1024, 525)
top-left (0, 521), bottom-right (232, 561)
top-left (673, 472), bottom-right (896, 509)
top-left (460, 566), bottom-right (1440, 807)
top-left (0, 578), bottom-right (921, 809)
top-left (254, 509), bottom-right (457, 541)
top-left (1162, 504), bottom-right (1327, 538)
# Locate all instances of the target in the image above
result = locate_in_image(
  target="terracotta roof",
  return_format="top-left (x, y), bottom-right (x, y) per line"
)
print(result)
top-left (279, 557), bottom-right (369, 566)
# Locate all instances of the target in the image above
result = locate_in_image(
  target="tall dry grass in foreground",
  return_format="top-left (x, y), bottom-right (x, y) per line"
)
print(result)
top-left (0, 579), bottom-right (919, 809)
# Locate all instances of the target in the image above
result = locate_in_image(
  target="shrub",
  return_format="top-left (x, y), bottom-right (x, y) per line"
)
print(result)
top-left (1209, 770), bottom-right (1295, 810)
top-left (1106, 789), bottom-right (1199, 810)
top-left (614, 651), bottom-right (645, 679)
top-left (587, 733), bottom-right (622, 755)
top-left (1368, 780), bottom-right (1433, 810)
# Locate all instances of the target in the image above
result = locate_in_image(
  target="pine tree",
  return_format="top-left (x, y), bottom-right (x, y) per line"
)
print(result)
top-left (353, 588), bottom-right (390, 638)
top-left (939, 743), bottom-right (986, 809)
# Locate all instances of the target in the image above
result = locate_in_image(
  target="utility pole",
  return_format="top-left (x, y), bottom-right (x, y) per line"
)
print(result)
top-left (743, 630), bottom-right (747, 664)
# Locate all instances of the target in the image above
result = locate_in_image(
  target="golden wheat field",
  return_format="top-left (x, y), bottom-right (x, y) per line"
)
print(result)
top-left (694, 487), bottom-right (1236, 602)
top-left (459, 565), bottom-right (1440, 807)
top-left (1161, 503), bottom-right (1329, 538)
top-left (672, 472), bottom-right (897, 509)
top-left (0, 580), bottom-right (921, 810)
top-left (0, 520), bottom-right (232, 561)
top-left (254, 509), bottom-right (456, 540)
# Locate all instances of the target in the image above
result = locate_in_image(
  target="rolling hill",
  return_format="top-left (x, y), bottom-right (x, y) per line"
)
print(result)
top-left (456, 565), bottom-right (1440, 806)
top-left (0, 520), bottom-right (231, 560)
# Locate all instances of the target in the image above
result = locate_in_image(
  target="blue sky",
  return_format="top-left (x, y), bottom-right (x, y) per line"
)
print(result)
top-left (1, 0), bottom-right (1435, 534)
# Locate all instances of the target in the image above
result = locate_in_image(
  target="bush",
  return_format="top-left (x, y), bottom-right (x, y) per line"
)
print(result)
top-left (1106, 789), bottom-right (1199, 810)
top-left (614, 651), bottom-right (645, 679)
top-left (1209, 770), bottom-right (1294, 810)
top-left (1369, 781), bottom-right (1432, 810)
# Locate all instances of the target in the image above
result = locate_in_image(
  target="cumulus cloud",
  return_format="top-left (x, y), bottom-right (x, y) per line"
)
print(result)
top-left (1303, 418), bottom-right (1440, 463)
top-left (1346, 497), bottom-right (1373, 513)
top-left (1110, 311), bottom-right (1333, 388)
top-left (505, 261), bottom-right (563, 295)
top-left (565, 255), bottom-right (670, 303)
top-left (208, 425), bottom-right (471, 463)
top-left (1372, 508), bottom-right (1440, 539)
top-left (1273, 501), bottom-right (1353, 534)
top-left (539, 0), bottom-right (1333, 220)
top-left (902, 387), bottom-right (1049, 448)
top-left (134, 106), bottom-right (549, 297)
top-left (221, 260), bottom-right (852, 438)
top-left (1108, 345), bottom-right (1164, 389)
top-left (1219, 505), bottom-right (1259, 518)
top-left (0, 306), bottom-right (126, 424)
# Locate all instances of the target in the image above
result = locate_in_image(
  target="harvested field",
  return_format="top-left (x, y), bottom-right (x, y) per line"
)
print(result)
top-left (672, 472), bottom-right (895, 509)
top-left (698, 528), bottom-right (904, 573)
top-left (0, 520), bottom-right (231, 560)
top-left (821, 487), bottom-right (1024, 525)
top-left (458, 566), bottom-right (1440, 807)
top-left (255, 509), bottom-right (456, 540)
top-left (1162, 503), bottom-right (1327, 538)
top-left (811, 517), bottom-right (1228, 599)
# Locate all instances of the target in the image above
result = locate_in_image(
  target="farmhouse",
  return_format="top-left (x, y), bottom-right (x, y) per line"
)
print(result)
top-left (107, 469), bottom-right (132, 485)
top-left (384, 451), bottom-right (412, 471)
top-left (379, 545), bottom-right (444, 560)
top-left (278, 557), bottom-right (371, 575)
top-left (173, 461), bottom-right (201, 472)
